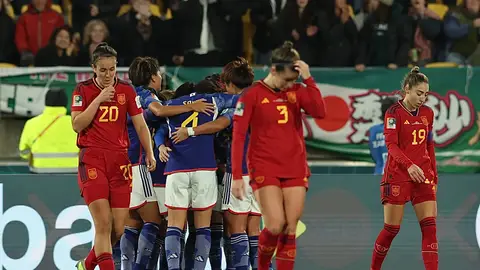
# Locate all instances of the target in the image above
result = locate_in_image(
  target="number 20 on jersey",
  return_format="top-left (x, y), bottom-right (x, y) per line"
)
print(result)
top-left (99, 106), bottom-right (119, 122)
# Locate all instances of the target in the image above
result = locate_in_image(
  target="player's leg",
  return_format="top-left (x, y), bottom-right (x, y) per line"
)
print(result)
top-left (222, 173), bottom-right (234, 270)
top-left (253, 177), bottom-right (285, 270)
top-left (191, 170), bottom-right (218, 270)
top-left (413, 184), bottom-right (439, 270)
top-left (164, 173), bottom-right (190, 270)
top-left (149, 187), bottom-right (169, 270)
top-left (277, 177), bottom-right (308, 270)
top-left (210, 183), bottom-right (225, 270)
top-left (120, 211), bottom-right (143, 270)
top-left (370, 183), bottom-right (409, 270)
top-left (184, 211), bottom-right (196, 270)
top-left (247, 183), bottom-right (263, 270)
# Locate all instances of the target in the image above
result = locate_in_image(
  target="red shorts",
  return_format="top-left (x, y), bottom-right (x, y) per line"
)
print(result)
top-left (249, 175), bottom-right (309, 192)
top-left (381, 180), bottom-right (437, 206)
top-left (77, 148), bottom-right (132, 208)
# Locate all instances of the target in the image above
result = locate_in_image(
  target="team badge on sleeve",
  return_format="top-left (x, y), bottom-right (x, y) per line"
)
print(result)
top-left (386, 118), bottom-right (396, 129)
top-left (117, 93), bottom-right (126, 105)
top-left (135, 96), bottom-right (141, 108)
top-left (234, 102), bottom-right (244, 116)
top-left (73, 95), bottom-right (82, 107)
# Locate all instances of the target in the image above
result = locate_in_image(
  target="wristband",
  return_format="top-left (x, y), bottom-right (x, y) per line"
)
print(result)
top-left (187, 127), bottom-right (195, 136)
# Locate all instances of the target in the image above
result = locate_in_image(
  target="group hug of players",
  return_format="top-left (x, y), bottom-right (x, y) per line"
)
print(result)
top-left (70, 40), bottom-right (439, 270)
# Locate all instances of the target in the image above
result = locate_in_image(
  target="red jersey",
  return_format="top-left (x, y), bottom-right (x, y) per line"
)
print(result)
top-left (71, 78), bottom-right (143, 151)
top-left (383, 101), bottom-right (437, 184)
top-left (231, 77), bottom-right (326, 180)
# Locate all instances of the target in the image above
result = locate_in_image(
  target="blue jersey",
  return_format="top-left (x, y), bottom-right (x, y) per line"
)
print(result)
top-left (368, 123), bottom-right (388, 175)
top-left (127, 86), bottom-right (161, 165)
top-left (164, 92), bottom-right (239, 174)
top-left (151, 121), bottom-right (168, 186)
top-left (216, 108), bottom-right (249, 175)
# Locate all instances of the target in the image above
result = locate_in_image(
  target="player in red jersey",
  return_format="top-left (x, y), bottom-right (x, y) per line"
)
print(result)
top-left (370, 67), bottom-right (438, 270)
top-left (231, 41), bottom-right (326, 270)
top-left (71, 43), bottom-right (156, 270)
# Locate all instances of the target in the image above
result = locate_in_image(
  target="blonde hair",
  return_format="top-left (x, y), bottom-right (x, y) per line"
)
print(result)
top-left (82, 20), bottom-right (109, 46)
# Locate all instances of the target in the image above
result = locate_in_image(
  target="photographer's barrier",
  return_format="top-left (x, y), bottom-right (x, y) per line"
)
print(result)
top-left (0, 174), bottom-right (479, 270)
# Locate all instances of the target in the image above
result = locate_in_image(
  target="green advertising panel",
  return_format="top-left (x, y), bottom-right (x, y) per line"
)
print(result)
top-left (1, 67), bottom-right (479, 173)
top-left (0, 174), bottom-right (479, 270)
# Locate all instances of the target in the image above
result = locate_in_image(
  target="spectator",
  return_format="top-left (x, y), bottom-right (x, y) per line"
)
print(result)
top-left (318, 0), bottom-right (359, 67)
top-left (355, 0), bottom-right (410, 72)
top-left (0, 0), bottom-right (17, 64)
top-left (172, 0), bottom-right (232, 67)
top-left (250, 0), bottom-right (288, 65)
top-left (76, 19), bottom-right (109, 66)
top-left (115, 0), bottom-right (174, 66)
top-left (35, 26), bottom-right (77, 66)
top-left (444, 0), bottom-right (480, 65)
top-left (71, 0), bottom-right (120, 37)
top-left (272, 0), bottom-right (324, 65)
top-left (18, 88), bottom-right (79, 174)
top-left (15, 0), bottom-right (65, 66)
top-left (405, 0), bottom-right (443, 66)
top-left (353, 0), bottom-right (372, 31)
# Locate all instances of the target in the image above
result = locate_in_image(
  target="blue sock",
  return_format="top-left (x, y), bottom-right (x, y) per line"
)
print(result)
top-left (158, 235), bottom-right (168, 270)
top-left (209, 223), bottom-right (223, 270)
top-left (194, 227), bottom-right (211, 269)
top-left (180, 230), bottom-right (186, 268)
top-left (120, 227), bottom-right (140, 270)
top-left (134, 223), bottom-right (160, 270)
top-left (231, 233), bottom-right (249, 270)
top-left (184, 228), bottom-right (196, 270)
top-left (224, 236), bottom-right (235, 270)
top-left (165, 226), bottom-right (182, 270)
top-left (249, 235), bottom-right (259, 270)
top-left (146, 231), bottom-right (163, 270)
top-left (113, 241), bottom-right (121, 270)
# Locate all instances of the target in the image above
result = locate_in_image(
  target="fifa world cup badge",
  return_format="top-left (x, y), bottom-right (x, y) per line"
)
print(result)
top-left (386, 118), bottom-right (396, 129)
top-left (234, 102), bottom-right (244, 116)
top-left (73, 95), bottom-right (82, 107)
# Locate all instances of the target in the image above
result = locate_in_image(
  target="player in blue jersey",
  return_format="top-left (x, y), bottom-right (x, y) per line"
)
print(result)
top-left (171, 58), bottom-right (268, 270)
top-left (161, 81), bottom-right (239, 270)
top-left (121, 57), bottom-right (214, 270)
top-left (368, 97), bottom-right (398, 175)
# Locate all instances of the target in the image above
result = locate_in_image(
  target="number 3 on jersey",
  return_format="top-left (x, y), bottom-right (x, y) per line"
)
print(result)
top-left (412, 129), bottom-right (426, 145)
top-left (277, 105), bottom-right (288, 124)
top-left (182, 112), bottom-right (199, 127)
top-left (99, 106), bottom-right (119, 122)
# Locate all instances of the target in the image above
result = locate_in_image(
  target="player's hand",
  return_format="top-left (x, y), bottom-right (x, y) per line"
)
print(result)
top-left (189, 99), bottom-right (215, 116)
top-left (171, 127), bottom-right (189, 144)
top-left (146, 153), bottom-right (156, 172)
top-left (408, 164), bottom-right (425, 183)
top-left (96, 86), bottom-right (115, 103)
top-left (294, 60), bottom-right (311, 80)
top-left (158, 145), bottom-right (172, 162)
top-left (232, 179), bottom-right (246, 200)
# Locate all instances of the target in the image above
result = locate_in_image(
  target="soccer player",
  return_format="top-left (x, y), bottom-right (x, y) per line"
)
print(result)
top-left (162, 84), bottom-right (239, 270)
top-left (368, 97), bottom-right (398, 175)
top-left (370, 67), bottom-right (438, 270)
top-left (71, 43), bottom-right (156, 270)
top-left (171, 58), bottom-right (262, 270)
top-left (230, 41), bottom-right (326, 270)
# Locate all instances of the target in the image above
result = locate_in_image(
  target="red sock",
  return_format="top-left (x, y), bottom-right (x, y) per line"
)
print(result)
top-left (258, 228), bottom-right (279, 270)
top-left (420, 217), bottom-right (438, 270)
top-left (276, 233), bottom-right (296, 270)
top-left (96, 253), bottom-right (115, 270)
top-left (370, 224), bottom-right (400, 270)
top-left (85, 247), bottom-right (97, 270)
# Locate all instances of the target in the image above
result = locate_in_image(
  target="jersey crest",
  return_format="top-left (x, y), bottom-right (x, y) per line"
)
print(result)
top-left (117, 93), bottom-right (126, 105)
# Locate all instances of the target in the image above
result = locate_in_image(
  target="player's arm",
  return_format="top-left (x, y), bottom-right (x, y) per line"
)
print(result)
top-left (154, 123), bottom-right (169, 147)
top-left (171, 113), bottom-right (231, 144)
top-left (295, 61), bottom-right (326, 118)
top-left (150, 99), bottom-right (215, 117)
top-left (71, 85), bottom-right (114, 133)
top-left (427, 111), bottom-right (438, 179)
top-left (383, 112), bottom-right (414, 169)
top-left (231, 93), bottom-right (255, 181)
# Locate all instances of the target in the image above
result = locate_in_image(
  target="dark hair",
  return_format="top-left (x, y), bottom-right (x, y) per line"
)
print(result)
top-left (49, 25), bottom-right (73, 44)
top-left (45, 88), bottom-right (68, 107)
top-left (194, 79), bottom-right (222, 94)
top-left (157, 90), bottom-right (175, 102)
top-left (128, 56), bottom-right (161, 87)
top-left (174, 82), bottom-right (195, 99)
top-left (203, 73), bottom-right (224, 92)
top-left (271, 41), bottom-right (301, 66)
top-left (221, 57), bottom-right (254, 89)
top-left (381, 96), bottom-right (398, 119)
top-left (91, 42), bottom-right (117, 65)
top-left (401, 66), bottom-right (429, 95)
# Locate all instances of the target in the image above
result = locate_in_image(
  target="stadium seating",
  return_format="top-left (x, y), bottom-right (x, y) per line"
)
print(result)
top-left (117, 4), bottom-right (172, 19)
top-left (425, 62), bottom-right (458, 68)
top-left (21, 4), bottom-right (63, 14)
top-left (427, 3), bottom-right (449, 19)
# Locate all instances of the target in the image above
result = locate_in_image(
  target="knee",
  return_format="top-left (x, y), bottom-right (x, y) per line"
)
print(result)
top-left (419, 217), bottom-right (437, 234)
top-left (265, 217), bottom-right (286, 235)
top-left (94, 215), bottom-right (113, 235)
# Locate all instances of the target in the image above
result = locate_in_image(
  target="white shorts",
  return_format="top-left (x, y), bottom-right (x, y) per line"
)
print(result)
top-left (153, 187), bottom-right (168, 215)
top-left (130, 164), bottom-right (156, 209)
top-left (165, 170), bottom-right (218, 210)
top-left (222, 173), bottom-right (261, 215)
top-left (213, 184), bottom-right (224, 212)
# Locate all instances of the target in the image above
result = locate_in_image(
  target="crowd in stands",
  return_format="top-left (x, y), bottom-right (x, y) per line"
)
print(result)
top-left (0, 0), bottom-right (478, 69)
